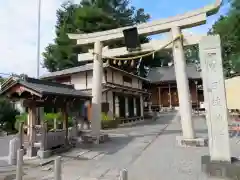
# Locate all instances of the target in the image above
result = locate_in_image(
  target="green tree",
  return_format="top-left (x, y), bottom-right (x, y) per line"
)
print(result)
top-left (0, 98), bottom-right (19, 132)
top-left (43, 0), bottom-right (150, 72)
top-left (0, 76), bottom-right (19, 132)
top-left (0, 76), bottom-right (5, 84)
top-left (209, 0), bottom-right (240, 77)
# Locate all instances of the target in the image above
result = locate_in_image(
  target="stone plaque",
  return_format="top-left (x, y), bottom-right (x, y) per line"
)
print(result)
top-left (199, 35), bottom-right (231, 162)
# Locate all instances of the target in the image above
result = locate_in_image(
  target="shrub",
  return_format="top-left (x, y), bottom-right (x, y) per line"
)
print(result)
top-left (15, 113), bottom-right (28, 132)
top-left (101, 112), bottom-right (119, 129)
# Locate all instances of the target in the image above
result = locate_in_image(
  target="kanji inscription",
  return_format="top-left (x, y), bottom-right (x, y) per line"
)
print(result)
top-left (200, 35), bottom-right (231, 162)
top-left (211, 96), bottom-right (221, 106)
top-left (207, 52), bottom-right (217, 72)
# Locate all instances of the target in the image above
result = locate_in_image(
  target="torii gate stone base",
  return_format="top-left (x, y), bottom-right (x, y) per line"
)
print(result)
top-left (200, 35), bottom-right (240, 179)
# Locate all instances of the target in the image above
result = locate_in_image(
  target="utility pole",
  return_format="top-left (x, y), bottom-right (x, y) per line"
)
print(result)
top-left (36, 0), bottom-right (42, 125)
top-left (36, 0), bottom-right (41, 78)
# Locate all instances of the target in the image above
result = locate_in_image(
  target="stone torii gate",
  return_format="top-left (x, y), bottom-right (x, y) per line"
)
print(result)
top-left (68, 1), bottom-right (240, 178)
top-left (68, 0), bottom-right (221, 141)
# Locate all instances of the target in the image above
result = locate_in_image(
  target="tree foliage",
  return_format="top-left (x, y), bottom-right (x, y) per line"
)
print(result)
top-left (43, 0), bottom-right (150, 72)
top-left (209, 0), bottom-right (240, 77)
top-left (0, 77), bottom-right (19, 132)
top-left (0, 98), bottom-right (19, 131)
top-left (0, 76), bottom-right (5, 84)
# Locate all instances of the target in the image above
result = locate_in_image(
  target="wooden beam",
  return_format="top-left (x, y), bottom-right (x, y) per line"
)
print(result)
top-left (77, 35), bottom-right (203, 62)
top-left (6, 85), bottom-right (42, 98)
top-left (68, 0), bottom-right (221, 45)
top-left (23, 99), bottom-right (64, 108)
top-left (22, 97), bottom-right (83, 108)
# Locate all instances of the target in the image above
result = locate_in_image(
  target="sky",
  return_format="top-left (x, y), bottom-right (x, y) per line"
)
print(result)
top-left (0, 0), bottom-right (230, 78)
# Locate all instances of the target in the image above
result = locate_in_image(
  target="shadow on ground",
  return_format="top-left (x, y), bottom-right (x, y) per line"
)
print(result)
top-left (72, 115), bottom-right (175, 156)
top-left (73, 135), bottom-right (135, 156)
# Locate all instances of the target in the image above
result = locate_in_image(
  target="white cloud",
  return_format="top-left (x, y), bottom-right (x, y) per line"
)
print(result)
top-left (0, 0), bottom-right (67, 77)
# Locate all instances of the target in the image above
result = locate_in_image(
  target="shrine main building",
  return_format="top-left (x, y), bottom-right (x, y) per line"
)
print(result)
top-left (41, 62), bottom-right (202, 124)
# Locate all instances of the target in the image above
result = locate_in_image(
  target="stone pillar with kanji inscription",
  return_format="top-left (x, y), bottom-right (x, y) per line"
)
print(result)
top-left (200, 35), bottom-right (240, 179)
top-left (200, 35), bottom-right (231, 162)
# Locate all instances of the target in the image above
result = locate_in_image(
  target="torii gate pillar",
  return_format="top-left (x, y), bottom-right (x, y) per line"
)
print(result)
top-left (172, 27), bottom-right (195, 139)
top-left (91, 41), bottom-right (103, 143)
top-left (173, 27), bottom-right (206, 147)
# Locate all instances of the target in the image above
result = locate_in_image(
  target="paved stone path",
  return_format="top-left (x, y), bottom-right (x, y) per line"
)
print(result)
top-left (2, 113), bottom-right (240, 180)
top-left (24, 115), bottom-right (173, 180)
top-left (128, 116), bottom-right (209, 180)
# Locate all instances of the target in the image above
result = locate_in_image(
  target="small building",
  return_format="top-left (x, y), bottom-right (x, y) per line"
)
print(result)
top-left (145, 64), bottom-right (204, 110)
top-left (41, 63), bottom-right (149, 124)
top-left (0, 76), bottom-right (92, 155)
top-left (225, 76), bottom-right (240, 111)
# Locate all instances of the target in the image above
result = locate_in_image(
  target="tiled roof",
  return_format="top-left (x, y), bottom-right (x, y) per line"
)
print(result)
top-left (0, 76), bottom-right (91, 98)
top-left (40, 63), bottom-right (149, 81)
top-left (40, 63), bottom-right (108, 79)
top-left (146, 64), bottom-right (201, 83)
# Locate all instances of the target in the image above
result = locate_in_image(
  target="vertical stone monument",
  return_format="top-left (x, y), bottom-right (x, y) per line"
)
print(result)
top-left (200, 35), bottom-right (240, 179)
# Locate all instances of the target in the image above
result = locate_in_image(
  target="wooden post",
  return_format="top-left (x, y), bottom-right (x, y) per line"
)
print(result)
top-left (19, 122), bottom-right (24, 149)
top-left (158, 87), bottom-right (162, 110)
top-left (115, 95), bottom-right (120, 118)
top-left (40, 122), bottom-right (47, 151)
top-left (61, 106), bottom-right (68, 144)
top-left (140, 95), bottom-right (144, 117)
top-left (133, 97), bottom-right (137, 116)
top-left (54, 118), bottom-right (57, 129)
top-left (27, 105), bottom-right (37, 157)
top-left (125, 97), bottom-right (129, 118)
top-left (168, 84), bottom-right (172, 108)
top-left (194, 81), bottom-right (199, 115)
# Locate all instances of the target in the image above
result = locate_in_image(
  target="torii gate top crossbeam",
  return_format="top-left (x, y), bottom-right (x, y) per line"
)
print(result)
top-left (68, 0), bottom-right (222, 45)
